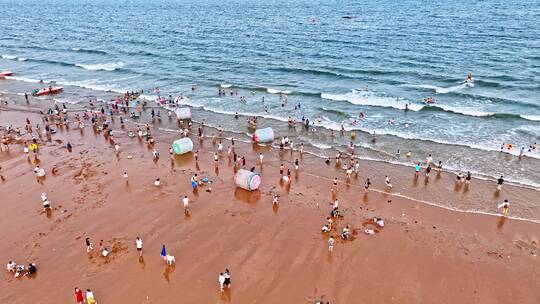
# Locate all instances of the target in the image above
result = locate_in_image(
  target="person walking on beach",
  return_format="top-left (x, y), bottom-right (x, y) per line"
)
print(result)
top-left (74, 287), bottom-right (84, 304)
top-left (223, 269), bottom-right (231, 289)
top-left (272, 194), bottom-right (279, 205)
top-left (425, 164), bottom-right (432, 178)
top-left (328, 236), bottom-right (335, 252)
top-left (85, 237), bottom-right (93, 253)
top-left (219, 273), bottom-right (225, 292)
top-left (385, 176), bottom-right (392, 188)
top-left (364, 178), bottom-right (371, 191)
top-left (415, 163), bottom-right (421, 176)
top-left (497, 176), bottom-right (504, 191)
top-left (295, 159), bottom-right (299, 172)
top-left (259, 153), bottom-right (263, 165)
top-left (498, 199), bottom-right (510, 216)
top-left (182, 195), bottom-right (189, 214)
top-left (86, 289), bottom-right (96, 304)
top-left (136, 237), bottom-right (143, 256)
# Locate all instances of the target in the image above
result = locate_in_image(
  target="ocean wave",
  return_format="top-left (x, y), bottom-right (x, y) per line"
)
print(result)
top-left (5, 76), bottom-right (51, 84)
top-left (71, 48), bottom-right (108, 55)
top-left (321, 90), bottom-right (424, 111)
top-left (1, 54), bottom-right (28, 62)
top-left (272, 66), bottom-right (355, 79)
top-left (267, 88), bottom-right (292, 94)
top-left (75, 62), bottom-right (124, 71)
top-left (521, 115), bottom-right (540, 122)
top-left (54, 79), bottom-right (125, 94)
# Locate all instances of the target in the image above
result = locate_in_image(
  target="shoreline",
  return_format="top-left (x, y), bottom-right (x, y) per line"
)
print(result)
top-left (1, 77), bottom-right (539, 193)
top-left (1, 98), bottom-right (540, 223)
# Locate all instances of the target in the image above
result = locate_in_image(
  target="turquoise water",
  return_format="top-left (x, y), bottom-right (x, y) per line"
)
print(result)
top-left (1, 0), bottom-right (539, 187)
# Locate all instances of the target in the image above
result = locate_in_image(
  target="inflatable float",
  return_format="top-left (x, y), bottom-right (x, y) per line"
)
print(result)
top-left (234, 169), bottom-right (261, 191)
top-left (172, 137), bottom-right (194, 155)
top-left (252, 127), bottom-right (274, 143)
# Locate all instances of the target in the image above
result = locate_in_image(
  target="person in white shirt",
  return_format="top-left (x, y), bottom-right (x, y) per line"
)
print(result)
top-left (135, 237), bottom-right (143, 256)
top-left (41, 193), bottom-right (47, 202)
top-left (7, 261), bottom-right (16, 272)
top-left (182, 195), bottom-right (189, 214)
top-left (218, 273), bottom-right (226, 292)
top-left (259, 153), bottom-right (263, 164)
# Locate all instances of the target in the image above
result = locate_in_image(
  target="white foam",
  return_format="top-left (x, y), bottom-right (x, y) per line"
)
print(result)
top-left (321, 90), bottom-right (424, 111)
top-left (220, 84), bottom-right (232, 88)
top-left (435, 83), bottom-right (468, 94)
top-left (72, 48), bottom-right (81, 51)
top-left (1, 54), bottom-right (16, 60)
top-left (55, 79), bottom-right (125, 93)
top-left (5, 76), bottom-right (46, 83)
top-left (17, 57), bottom-right (27, 62)
top-left (521, 115), bottom-right (540, 122)
top-left (267, 88), bottom-right (292, 94)
top-left (75, 62), bottom-right (124, 71)
top-left (430, 104), bottom-right (494, 117)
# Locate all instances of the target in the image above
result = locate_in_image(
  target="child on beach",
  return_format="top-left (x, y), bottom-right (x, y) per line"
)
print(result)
top-left (85, 238), bottom-right (93, 253)
top-left (498, 200), bottom-right (510, 216)
top-left (385, 176), bottom-right (392, 188)
top-left (415, 163), bottom-right (421, 176)
top-left (328, 236), bottom-right (335, 252)
top-left (497, 176), bottom-right (504, 190)
top-left (272, 194), bottom-right (279, 205)
top-left (182, 195), bottom-right (189, 213)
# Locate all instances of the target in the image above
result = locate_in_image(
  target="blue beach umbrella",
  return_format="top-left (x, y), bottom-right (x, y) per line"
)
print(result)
top-left (160, 244), bottom-right (167, 259)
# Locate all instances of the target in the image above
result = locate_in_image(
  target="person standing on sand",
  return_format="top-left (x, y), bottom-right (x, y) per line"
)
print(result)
top-left (425, 164), bottom-right (432, 177)
top-left (86, 237), bottom-right (93, 253)
top-left (328, 236), bottom-right (335, 252)
top-left (218, 273), bottom-right (225, 292)
top-left (86, 289), bottom-right (96, 304)
top-left (497, 176), bottom-right (504, 191)
top-left (74, 287), bottom-right (84, 304)
top-left (123, 172), bottom-right (128, 182)
top-left (182, 195), bottom-right (189, 214)
top-left (136, 236), bottom-right (143, 256)
top-left (415, 163), bottom-right (421, 176)
top-left (385, 176), bottom-right (392, 188)
top-left (498, 199), bottom-right (510, 216)
top-left (295, 159), bottom-right (299, 171)
top-left (465, 171), bottom-right (471, 184)
top-left (364, 178), bottom-right (371, 191)
top-left (259, 153), bottom-right (263, 165)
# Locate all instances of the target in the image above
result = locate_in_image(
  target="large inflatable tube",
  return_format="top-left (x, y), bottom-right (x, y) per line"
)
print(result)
top-left (175, 107), bottom-right (192, 120)
top-left (172, 138), bottom-right (194, 155)
top-left (235, 169), bottom-right (261, 191)
top-left (252, 127), bottom-right (274, 143)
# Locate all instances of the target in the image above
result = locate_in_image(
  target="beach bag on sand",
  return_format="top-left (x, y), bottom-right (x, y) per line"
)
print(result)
top-left (252, 127), bottom-right (274, 143)
top-left (234, 169), bottom-right (261, 191)
top-left (172, 138), bottom-right (194, 155)
top-left (175, 107), bottom-right (192, 120)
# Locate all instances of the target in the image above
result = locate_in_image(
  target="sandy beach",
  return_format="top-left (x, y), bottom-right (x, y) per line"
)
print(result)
top-left (1, 94), bottom-right (539, 304)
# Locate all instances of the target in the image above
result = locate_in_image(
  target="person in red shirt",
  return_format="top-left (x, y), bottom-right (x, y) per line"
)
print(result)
top-left (75, 287), bottom-right (84, 304)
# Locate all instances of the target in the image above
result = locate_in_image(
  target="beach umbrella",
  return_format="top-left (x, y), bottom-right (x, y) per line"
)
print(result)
top-left (160, 244), bottom-right (167, 260)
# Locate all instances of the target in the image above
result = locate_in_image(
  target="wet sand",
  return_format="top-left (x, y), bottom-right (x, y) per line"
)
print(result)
top-left (1, 101), bottom-right (540, 304)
